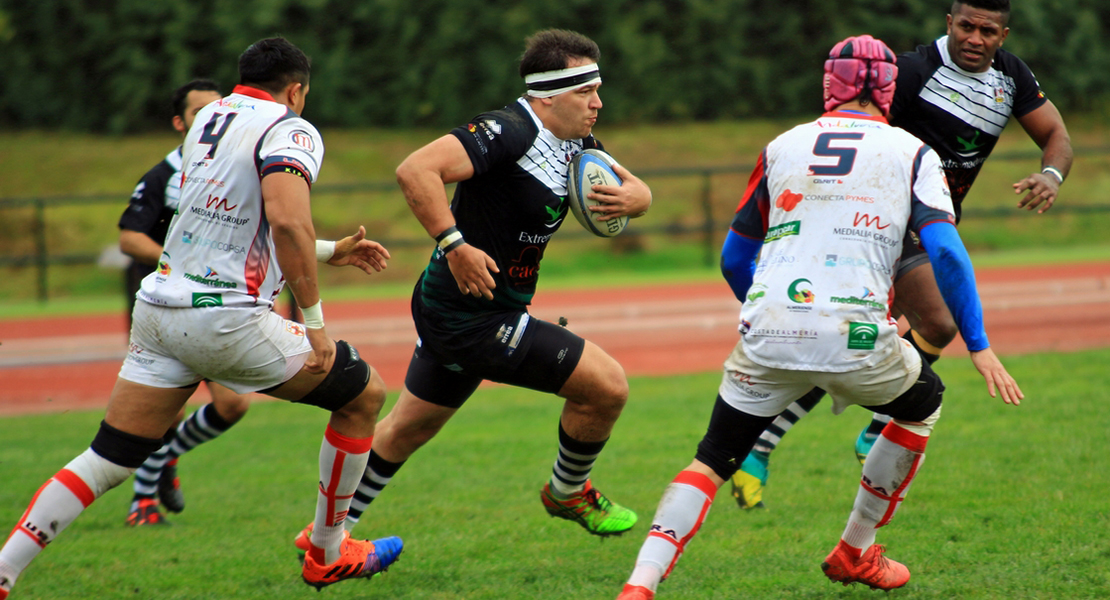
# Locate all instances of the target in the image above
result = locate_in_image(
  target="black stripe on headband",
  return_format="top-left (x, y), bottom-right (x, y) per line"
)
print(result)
top-left (526, 70), bottom-right (600, 92)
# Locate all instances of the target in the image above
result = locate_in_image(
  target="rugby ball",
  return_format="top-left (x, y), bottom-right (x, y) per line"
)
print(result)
top-left (567, 149), bottom-right (628, 237)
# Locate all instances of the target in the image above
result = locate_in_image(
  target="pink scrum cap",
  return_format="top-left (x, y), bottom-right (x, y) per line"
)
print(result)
top-left (823, 34), bottom-right (898, 115)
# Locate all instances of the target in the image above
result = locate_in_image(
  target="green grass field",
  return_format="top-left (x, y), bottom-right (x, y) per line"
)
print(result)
top-left (2, 348), bottom-right (1108, 599)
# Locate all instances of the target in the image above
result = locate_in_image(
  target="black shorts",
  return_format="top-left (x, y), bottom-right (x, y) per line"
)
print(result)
top-left (404, 296), bottom-right (585, 409)
top-left (896, 230), bottom-right (931, 281)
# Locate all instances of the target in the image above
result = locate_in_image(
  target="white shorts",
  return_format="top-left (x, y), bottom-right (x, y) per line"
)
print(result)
top-left (718, 338), bottom-right (922, 418)
top-left (120, 301), bottom-right (312, 394)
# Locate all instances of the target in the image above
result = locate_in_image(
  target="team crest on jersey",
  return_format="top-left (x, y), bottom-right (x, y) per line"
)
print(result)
top-left (286, 322), bottom-right (305, 337)
top-left (290, 130), bottom-right (315, 151)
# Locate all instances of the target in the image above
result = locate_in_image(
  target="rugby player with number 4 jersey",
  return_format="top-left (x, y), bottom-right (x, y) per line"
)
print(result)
top-left (0, 38), bottom-right (401, 597)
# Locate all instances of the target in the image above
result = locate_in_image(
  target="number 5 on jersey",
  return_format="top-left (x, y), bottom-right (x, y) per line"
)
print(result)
top-left (810, 132), bottom-right (863, 176)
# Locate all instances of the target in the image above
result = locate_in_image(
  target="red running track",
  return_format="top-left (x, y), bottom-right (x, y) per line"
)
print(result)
top-left (2, 262), bottom-right (1108, 416)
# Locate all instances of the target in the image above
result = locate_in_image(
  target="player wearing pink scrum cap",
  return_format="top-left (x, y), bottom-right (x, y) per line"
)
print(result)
top-left (615, 35), bottom-right (1021, 599)
top-left (731, 0), bottom-right (1072, 514)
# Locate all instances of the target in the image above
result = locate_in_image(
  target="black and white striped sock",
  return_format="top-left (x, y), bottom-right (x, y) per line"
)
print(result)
top-left (549, 422), bottom-right (607, 498)
top-left (346, 450), bottom-right (405, 528)
top-left (753, 388), bottom-right (824, 453)
top-left (131, 403), bottom-right (233, 498)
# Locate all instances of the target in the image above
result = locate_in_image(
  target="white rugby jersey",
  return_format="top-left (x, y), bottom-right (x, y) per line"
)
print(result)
top-left (731, 112), bottom-right (954, 372)
top-left (138, 85), bottom-right (324, 309)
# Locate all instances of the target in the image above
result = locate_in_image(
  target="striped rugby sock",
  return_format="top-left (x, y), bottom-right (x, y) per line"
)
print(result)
top-left (548, 422), bottom-right (606, 498)
top-left (131, 402), bottom-right (233, 499)
top-left (753, 388), bottom-right (824, 453)
top-left (345, 450), bottom-right (405, 529)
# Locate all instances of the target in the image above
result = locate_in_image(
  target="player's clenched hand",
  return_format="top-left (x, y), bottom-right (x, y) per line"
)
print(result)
top-left (328, 225), bottom-right (391, 274)
top-left (970, 347), bottom-right (1023, 406)
top-left (303, 327), bottom-right (335, 375)
top-left (1013, 172), bottom-right (1059, 214)
top-left (445, 243), bottom-right (499, 300)
top-left (587, 163), bottom-right (653, 220)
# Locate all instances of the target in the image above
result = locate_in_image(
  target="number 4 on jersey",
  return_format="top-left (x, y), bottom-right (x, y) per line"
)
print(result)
top-left (199, 112), bottom-right (238, 159)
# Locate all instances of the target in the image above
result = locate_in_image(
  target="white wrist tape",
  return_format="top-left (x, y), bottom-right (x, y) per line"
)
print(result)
top-left (315, 240), bottom-right (336, 262)
top-left (301, 301), bottom-right (324, 329)
top-left (435, 226), bottom-right (465, 254)
top-left (1041, 166), bottom-right (1064, 184)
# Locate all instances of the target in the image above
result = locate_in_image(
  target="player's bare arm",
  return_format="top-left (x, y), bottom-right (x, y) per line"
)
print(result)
top-left (326, 225), bottom-right (392, 274)
top-left (587, 162), bottom-right (653, 220)
top-left (118, 229), bottom-right (164, 266)
top-left (263, 171), bottom-right (333, 374)
top-left (969, 347), bottom-right (1023, 405)
top-left (1013, 100), bottom-right (1073, 213)
top-left (396, 134), bottom-right (499, 300)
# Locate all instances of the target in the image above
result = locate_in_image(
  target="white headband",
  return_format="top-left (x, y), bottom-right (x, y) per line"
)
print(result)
top-left (524, 63), bottom-right (601, 98)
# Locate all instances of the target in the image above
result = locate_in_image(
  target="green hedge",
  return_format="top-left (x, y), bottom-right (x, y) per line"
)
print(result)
top-left (1, 0), bottom-right (1107, 132)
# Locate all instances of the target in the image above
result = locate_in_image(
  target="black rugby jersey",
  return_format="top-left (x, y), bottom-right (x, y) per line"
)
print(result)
top-left (890, 36), bottom-right (1047, 221)
top-left (417, 98), bottom-right (602, 318)
top-left (119, 147), bottom-right (182, 280)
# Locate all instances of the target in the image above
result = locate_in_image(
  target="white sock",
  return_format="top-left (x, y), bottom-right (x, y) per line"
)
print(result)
top-left (0, 449), bottom-right (132, 591)
top-left (310, 426), bottom-right (372, 565)
top-left (840, 422), bottom-right (929, 552)
top-left (627, 470), bottom-right (718, 591)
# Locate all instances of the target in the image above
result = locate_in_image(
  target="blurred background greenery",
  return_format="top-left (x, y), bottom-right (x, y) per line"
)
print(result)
top-left (1, 0), bottom-right (1107, 132)
top-left (0, 0), bottom-right (1107, 307)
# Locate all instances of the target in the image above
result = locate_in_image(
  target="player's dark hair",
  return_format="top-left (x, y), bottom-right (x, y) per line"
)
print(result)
top-left (519, 29), bottom-right (600, 77)
top-left (952, 0), bottom-right (1010, 21)
top-left (171, 79), bottom-right (220, 119)
top-left (238, 37), bottom-right (311, 94)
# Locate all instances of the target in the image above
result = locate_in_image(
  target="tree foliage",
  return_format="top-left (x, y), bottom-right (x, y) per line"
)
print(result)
top-left (0, 0), bottom-right (1106, 132)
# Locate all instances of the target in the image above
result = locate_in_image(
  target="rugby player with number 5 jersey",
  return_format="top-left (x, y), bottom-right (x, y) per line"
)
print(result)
top-left (617, 34), bottom-right (1022, 599)
top-left (729, 0), bottom-right (1073, 512)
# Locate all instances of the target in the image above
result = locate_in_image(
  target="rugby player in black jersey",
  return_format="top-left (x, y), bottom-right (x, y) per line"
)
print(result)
top-left (730, 0), bottom-right (1072, 510)
top-left (291, 30), bottom-right (653, 555)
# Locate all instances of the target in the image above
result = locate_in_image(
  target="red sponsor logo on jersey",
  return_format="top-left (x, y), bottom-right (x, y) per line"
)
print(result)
top-left (732, 372), bottom-right (757, 385)
top-left (852, 212), bottom-right (890, 230)
top-left (206, 195), bottom-right (238, 211)
top-left (775, 189), bottom-right (803, 212)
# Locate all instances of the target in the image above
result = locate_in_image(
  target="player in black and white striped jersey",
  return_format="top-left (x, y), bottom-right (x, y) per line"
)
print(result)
top-left (731, 0), bottom-right (1073, 510)
top-left (291, 29), bottom-right (653, 554)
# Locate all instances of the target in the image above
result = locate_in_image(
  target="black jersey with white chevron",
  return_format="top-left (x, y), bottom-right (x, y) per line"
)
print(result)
top-left (417, 98), bottom-right (602, 318)
top-left (890, 36), bottom-right (1047, 220)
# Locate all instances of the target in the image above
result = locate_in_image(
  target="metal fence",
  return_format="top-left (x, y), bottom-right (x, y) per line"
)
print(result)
top-left (2, 147), bottom-right (1107, 302)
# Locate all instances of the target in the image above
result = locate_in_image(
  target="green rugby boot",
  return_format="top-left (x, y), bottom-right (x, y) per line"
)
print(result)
top-left (541, 480), bottom-right (637, 537)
